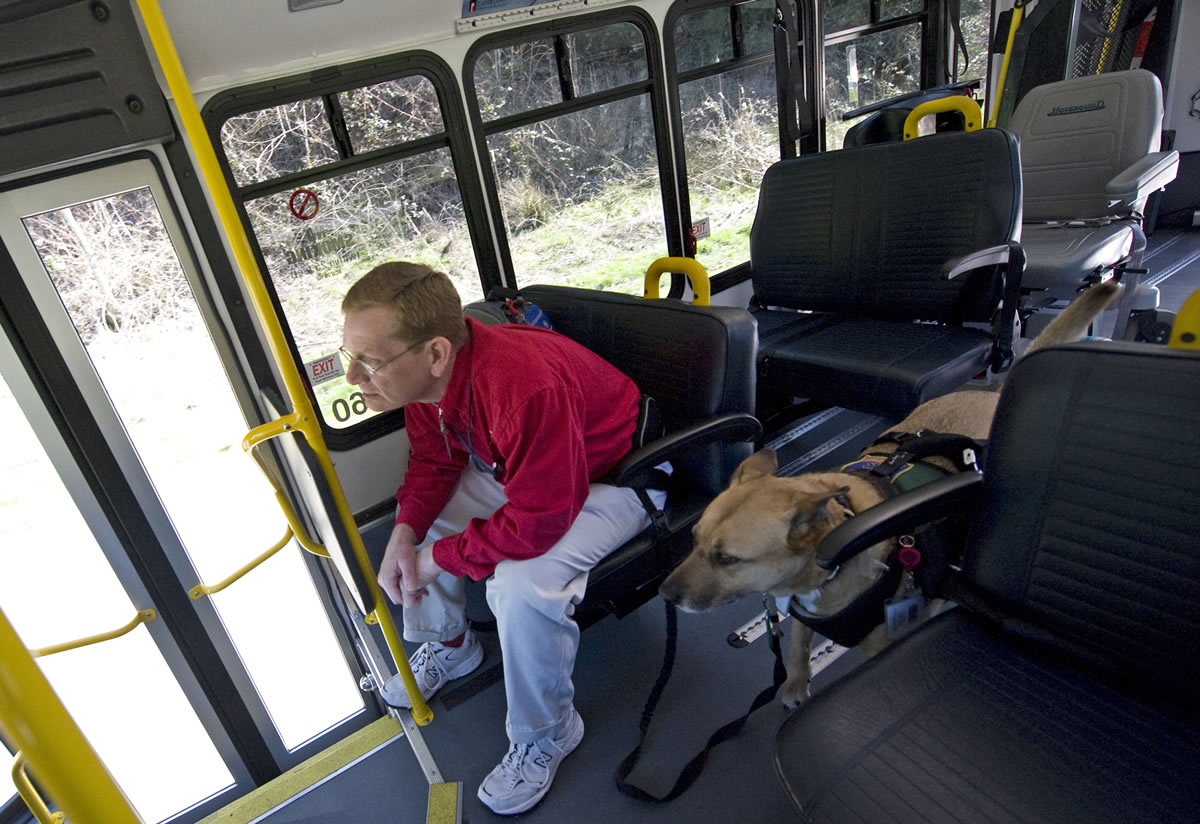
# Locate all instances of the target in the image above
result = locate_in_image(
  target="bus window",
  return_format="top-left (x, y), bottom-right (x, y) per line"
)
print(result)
top-left (957, 0), bottom-right (993, 88)
top-left (823, 0), bottom-right (928, 150)
top-left (210, 62), bottom-right (485, 432)
top-left (467, 14), bottom-right (677, 294)
top-left (668, 0), bottom-right (782, 278)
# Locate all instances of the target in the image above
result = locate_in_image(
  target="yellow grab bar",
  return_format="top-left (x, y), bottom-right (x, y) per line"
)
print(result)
top-left (644, 257), bottom-right (711, 305)
top-left (903, 95), bottom-right (983, 140)
top-left (29, 609), bottom-right (157, 659)
top-left (190, 527), bottom-right (296, 599)
top-left (12, 754), bottom-right (66, 824)
top-left (1, 607), bottom-right (142, 824)
top-left (1168, 287), bottom-right (1200, 350)
top-left (134, 0), bottom-right (430, 724)
top-left (988, 0), bottom-right (1027, 128)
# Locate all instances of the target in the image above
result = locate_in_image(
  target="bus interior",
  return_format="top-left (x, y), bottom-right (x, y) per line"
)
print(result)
top-left (2, 1), bottom-right (1199, 822)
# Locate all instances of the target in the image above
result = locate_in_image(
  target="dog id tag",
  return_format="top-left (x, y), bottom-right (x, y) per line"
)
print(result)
top-left (885, 571), bottom-right (925, 640)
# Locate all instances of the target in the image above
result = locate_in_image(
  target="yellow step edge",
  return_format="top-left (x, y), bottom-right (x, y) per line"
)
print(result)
top-left (426, 781), bottom-right (462, 824)
top-left (196, 716), bottom-right (403, 824)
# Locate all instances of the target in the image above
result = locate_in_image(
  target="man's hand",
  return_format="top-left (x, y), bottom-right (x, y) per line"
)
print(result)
top-left (379, 523), bottom-right (444, 608)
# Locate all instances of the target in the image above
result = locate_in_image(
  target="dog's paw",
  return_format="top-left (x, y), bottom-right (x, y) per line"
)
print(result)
top-left (779, 678), bottom-right (810, 709)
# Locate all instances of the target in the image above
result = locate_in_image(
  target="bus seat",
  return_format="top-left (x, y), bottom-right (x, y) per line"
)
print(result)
top-left (1009, 70), bottom-right (1179, 323)
top-left (842, 86), bottom-right (978, 148)
top-left (465, 285), bottom-right (760, 626)
top-left (749, 127), bottom-right (1023, 419)
top-left (774, 341), bottom-right (1200, 823)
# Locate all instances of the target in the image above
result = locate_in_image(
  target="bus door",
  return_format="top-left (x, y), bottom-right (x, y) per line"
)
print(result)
top-left (0, 151), bottom-right (372, 823)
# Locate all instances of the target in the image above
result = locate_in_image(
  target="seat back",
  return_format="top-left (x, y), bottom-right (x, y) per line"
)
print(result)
top-left (964, 342), bottom-right (1200, 703)
top-left (749, 128), bottom-right (1022, 324)
top-left (516, 285), bottom-right (757, 496)
top-left (1009, 69), bottom-right (1164, 221)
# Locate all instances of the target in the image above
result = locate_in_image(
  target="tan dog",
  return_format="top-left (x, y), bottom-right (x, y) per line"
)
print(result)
top-left (660, 281), bottom-right (1120, 707)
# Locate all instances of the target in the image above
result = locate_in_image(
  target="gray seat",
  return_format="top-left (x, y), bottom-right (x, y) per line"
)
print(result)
top-left (1009, 70), bottom-right (1179, 324)
top-left (749, 128), bottom-right (1023, 419)
top-left (774, 341), bottom-right (1200, 823)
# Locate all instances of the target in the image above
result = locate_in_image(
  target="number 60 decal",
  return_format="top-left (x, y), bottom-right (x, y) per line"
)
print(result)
top-left (331, 392), bottom-right (368, 422)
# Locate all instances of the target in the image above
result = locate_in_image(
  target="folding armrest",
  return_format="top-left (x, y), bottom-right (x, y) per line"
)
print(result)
top-left (607, 412), bottom-right (761, 489)
top-left (815, 471), bottom-right (982, 569)
top-left (1106, 149), bottom-right (1180, 212)
top-left (940, 244), bottom-right (1012, 280)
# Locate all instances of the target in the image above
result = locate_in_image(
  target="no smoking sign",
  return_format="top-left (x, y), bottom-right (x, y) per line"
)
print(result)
top-left (288, 188), bottom-right (320, 221)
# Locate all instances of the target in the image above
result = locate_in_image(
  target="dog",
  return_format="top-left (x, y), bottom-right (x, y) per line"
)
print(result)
top-left (659, 281), bottom-right (1121, 708)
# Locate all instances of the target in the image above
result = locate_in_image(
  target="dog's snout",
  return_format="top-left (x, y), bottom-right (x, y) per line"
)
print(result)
top-left (658, 578), bottom-right (681, 605)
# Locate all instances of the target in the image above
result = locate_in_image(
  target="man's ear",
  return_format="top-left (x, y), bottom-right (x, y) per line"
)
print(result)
top-left (427, 336), bottom-right (455, 378)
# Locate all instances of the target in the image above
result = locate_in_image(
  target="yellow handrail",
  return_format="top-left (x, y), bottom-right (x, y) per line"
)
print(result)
top-left (1, 606), bottom-right (142, 824)
top-left (29, 609), bottom-right (156, 659)
top-left (903, 96), bottom-right (983, 140)
top-left (644, 257), bottom-right (711, 305)
top-left (190, 528), bottom-right (296, 599)
top-left (987, 1), bottom-right (1027, 128)
top-left (133, 0), bottom-right (430, 724)
top-left (12, 754), bottom-right (66, 824)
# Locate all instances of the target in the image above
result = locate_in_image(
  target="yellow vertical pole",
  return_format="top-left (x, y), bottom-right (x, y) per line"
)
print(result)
top-left (0, 607), bottom-right (142, 824)
top-left (132, 0), bottom-right (430, 724)
top-left (987, 1), bottom-right (1026, 128)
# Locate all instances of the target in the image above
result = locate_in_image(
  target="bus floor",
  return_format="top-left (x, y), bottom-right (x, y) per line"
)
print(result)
top-left (258, 586), bottom-right (867, 823)
top-left (1144, 226), bottom-right (1200, 317)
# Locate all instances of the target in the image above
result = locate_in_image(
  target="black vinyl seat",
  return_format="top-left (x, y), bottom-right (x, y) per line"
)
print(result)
top-left (749, 128), bottom-right (1024, 419)
top-left (465, 285), bottom-right (760, 627)
top-left (774, 341), bottom-right (1200, 823)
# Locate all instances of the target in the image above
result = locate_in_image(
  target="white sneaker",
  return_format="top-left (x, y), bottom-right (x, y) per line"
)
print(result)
top-left (477, 707), bottom-right (585, 815)
top-left (379, 630), bottom-right (483, 709)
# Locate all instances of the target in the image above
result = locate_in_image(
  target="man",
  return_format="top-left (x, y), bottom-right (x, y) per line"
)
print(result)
top-left (340, 262), bottom-right (664, 815)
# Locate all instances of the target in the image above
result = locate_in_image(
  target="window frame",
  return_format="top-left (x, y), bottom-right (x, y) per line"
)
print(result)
top-left (203, 51), bottom-right (493, 448)
top-left (462, 7), bottom-right (686, 292)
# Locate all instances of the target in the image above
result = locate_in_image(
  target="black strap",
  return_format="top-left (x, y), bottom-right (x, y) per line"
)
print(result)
top-left (615, 601), bottom-right (787, 802)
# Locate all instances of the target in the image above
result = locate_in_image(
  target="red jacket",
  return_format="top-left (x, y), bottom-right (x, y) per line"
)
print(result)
top-left (396, 318), bottom-right (640, 580)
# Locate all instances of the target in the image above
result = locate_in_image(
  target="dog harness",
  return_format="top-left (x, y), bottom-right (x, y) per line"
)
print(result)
top-left (785, 429), bottom-right (984, 648)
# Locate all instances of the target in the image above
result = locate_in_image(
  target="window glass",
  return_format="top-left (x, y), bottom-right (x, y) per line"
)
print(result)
top-left (567, 23), bottom-right (649, 96)
top-left (244, 151), bottom-right (484, 428)
top-left (824, 0), bottom-right (870, 31)
top-left (220, 99), bottom-right (340, 186)
top-left (339, 76), bottom-right (445, 153)
top-left (958, 0), bottom-right (992, 84)
top-left (488, 95), bottom-right (666, 293)
top-left (672, 7), bottom-right (734, 73)
top-left (879, 0), bottom-right (923, 20)
top-left (474, 39), bottom-right (562, 121)
top-left (740, 0), bottom-right (778, 55)
top-left (679, 62), bottom-right (779, 274)
top-left (672, 1), bottom-right (780, 274)
top-left (824, 23), bottom-right (922, 148)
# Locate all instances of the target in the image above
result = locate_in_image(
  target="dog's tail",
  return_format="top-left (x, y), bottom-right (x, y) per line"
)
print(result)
top-left (1023, 280), bottom-right (1122, 357)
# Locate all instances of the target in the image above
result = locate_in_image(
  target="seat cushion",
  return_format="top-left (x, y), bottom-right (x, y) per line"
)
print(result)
top-left (754, 310), bottom-right (992, 418)
top-left (1021, 221), bottom-right (1134, 296)
top-left (775, 610), bottom-right (1200, 824)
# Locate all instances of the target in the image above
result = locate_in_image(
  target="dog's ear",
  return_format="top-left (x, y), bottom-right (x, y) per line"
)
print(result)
top-left (787, 488), bottom-right (853, 545)
top-left (728, 449), bottom-right (778, 487)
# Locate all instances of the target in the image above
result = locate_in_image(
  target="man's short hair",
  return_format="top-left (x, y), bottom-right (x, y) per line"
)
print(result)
top-left (342, 262), bottom-right (467, 349)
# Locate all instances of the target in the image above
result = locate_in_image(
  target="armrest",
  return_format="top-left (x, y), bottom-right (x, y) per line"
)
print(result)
top-left (816, 471), bottom-right (983, 569)
top-left (1106, 150), bottom-right (1180, 210)
top-left (942, 244), bottom-right (1011, 280)
top-left (609, 412), bottom-right (762, 488)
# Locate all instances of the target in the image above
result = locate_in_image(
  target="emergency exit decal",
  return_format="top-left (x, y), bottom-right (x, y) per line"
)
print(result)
top-left (304, 352), bottom-right (344, 386)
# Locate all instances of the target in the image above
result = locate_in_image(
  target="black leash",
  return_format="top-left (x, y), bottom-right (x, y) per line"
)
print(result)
top-left (614, 599), bottom-right (788, 802)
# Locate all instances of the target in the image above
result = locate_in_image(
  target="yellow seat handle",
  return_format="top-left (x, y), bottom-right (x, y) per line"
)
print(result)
top-left (903, 96), bottom-right (983, 140)
top-left (644, 257), bottom-right (710, 306)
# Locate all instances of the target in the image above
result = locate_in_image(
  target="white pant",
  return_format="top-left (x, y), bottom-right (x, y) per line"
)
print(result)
top-left (402, 462), bottom-right (666, 743)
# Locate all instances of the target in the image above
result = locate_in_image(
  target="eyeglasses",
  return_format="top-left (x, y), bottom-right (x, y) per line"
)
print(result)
top-left (337, 339), bottom-right (424, 376)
